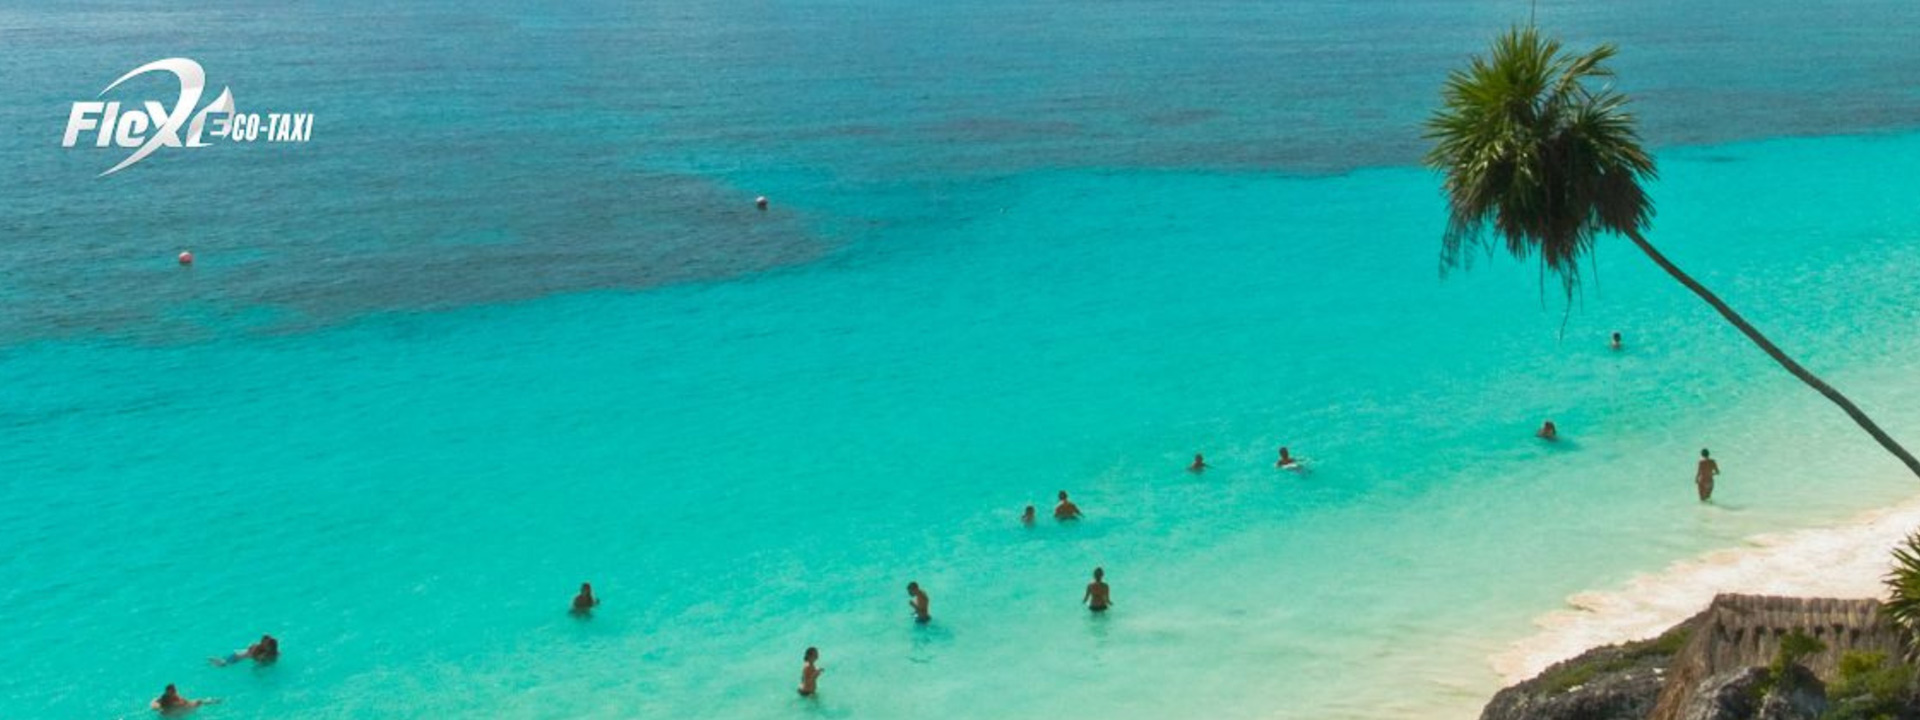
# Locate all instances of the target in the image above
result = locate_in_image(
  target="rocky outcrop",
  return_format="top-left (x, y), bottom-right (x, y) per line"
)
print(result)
top-left (1651, 595), bottom-right (1897, 720)
top-left (1480, 625), bottom-right (1690, 720)
top-left (1754, 666), bottom-right (1827, 720)
top-left (1483, 594), bottom-right (1905, 720)
top-left (1674, 667), bottom-right (1762, 720)
top-left (1674, 666), bottom-right (1825, 720)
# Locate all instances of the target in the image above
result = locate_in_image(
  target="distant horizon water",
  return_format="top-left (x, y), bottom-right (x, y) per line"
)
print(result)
top-left (5, 2), bottom-right (1920, 719)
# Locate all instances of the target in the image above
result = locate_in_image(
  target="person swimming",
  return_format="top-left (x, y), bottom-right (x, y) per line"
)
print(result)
top-left (1021, 504), bottom-right (1036, 525)
top-left (208, 635), bottom-right (278, 667)
top-left (1188, 453), bottom-right (1208, 472)
top-left (1610, 331), bottom-right (1623, 350)
top-left (152, 684), bottom-right (218, 714)
top-left (906, 582), bottom-right (931, 623)
top-left (1083, 567), bottom-right (1111, 612)
top-left (571, 582), bottom-right (600, 614)
top-left (798, 647), bottom-right (824, 697)
top-left (1696, 448), bottom-right (1721, 502)
top-left (1277, 446), bottom-right (1298, 468)
top-left (1537, 420), bottom-right (1558, 441)
top-left (1053, 491), bottom-right (1081, 520)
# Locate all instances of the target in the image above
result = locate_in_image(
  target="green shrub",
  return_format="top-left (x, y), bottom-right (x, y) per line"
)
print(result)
top-left (1534, 626), bottom-right (1692, 696)
top-left (1821, 651), bottom-right (1915, 720)
top-left (1756, 630), bottom-right (1827, 697)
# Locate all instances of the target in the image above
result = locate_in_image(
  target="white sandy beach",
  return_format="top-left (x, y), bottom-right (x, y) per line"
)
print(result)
top-left (1492, 492), bottom-right (1920, 684)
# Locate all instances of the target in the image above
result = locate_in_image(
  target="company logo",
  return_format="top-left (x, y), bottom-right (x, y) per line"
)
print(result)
top-left (62, 58), bottom-right (314, 176)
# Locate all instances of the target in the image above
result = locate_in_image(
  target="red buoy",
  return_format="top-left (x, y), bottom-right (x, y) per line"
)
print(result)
top-left (178, 251), bottom-right (194, 265)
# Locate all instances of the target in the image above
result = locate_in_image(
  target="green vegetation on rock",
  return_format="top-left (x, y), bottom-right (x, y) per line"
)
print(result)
top-left (1534, 626), bottom-right (1692, 696)
top-left (1821, 651), bottom-right (1917, 720)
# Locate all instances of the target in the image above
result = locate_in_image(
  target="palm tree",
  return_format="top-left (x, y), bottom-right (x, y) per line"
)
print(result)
top-left (1423, 26), bottom-right (1920, 480)
top-left (1884, 530), bottom-right (1920, 659)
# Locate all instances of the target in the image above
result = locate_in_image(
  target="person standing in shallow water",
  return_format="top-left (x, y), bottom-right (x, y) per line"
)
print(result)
top-left (1083, 567), bottom-right (1111, 612)
top-left (1188, 453), bottom-right (1208, 472)
top-left (1537, 419), bottom-right (1558, 441)
top-left (1696, 448), bottom-right (1721, 501)
top-left (906, 582), bottom-right (931, 623)
top-left (1053, 491), bottom-right (1081, 520)
top-left (1021, 505), bottom-right (1036, 525)
top-left (798, 647), bottom-right (824, 697)
top-left (1610, 331), bottom-right (1624, 350)
top-left (571, 582), bottom-right (599, 614)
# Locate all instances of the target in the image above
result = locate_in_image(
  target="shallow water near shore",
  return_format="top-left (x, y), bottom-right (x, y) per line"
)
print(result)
top-left (6, 2), bottom-right (1920, 719)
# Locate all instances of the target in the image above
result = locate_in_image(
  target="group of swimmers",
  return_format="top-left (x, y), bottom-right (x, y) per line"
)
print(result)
top-left (154, 331), bottom-right (1724, 709)
top-left (1540, 333), bottom-right (1727, 501)
top-left (1185, 447), bottom-right (1306, 472)
top-left (1023, 446), bottom-right (1310, 482)
top-left (793, 487), bottom-right (1123, 699)
top-left (150, 635), bottom-right (280, 712)
top-left (791, 565), bottom-right (1113, 697)
top-left (1020, 489), bottom-right (1090, 524)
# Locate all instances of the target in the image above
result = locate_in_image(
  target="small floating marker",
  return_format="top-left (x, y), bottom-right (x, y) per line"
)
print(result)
top-left (177, 251), bottom-right (194, 266)
top-left (755, 196), bottom-right (769, 211)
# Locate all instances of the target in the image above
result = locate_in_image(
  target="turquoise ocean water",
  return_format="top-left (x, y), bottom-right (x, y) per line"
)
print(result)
top-left (4, 2), bottom-right (1920, 718)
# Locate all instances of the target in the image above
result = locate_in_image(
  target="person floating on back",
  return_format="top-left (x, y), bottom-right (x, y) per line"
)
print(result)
top-left (571, 582), bottom-right (600, 615)
top-left (906, 581), bottom-right (931, 623)
top-left (1188, 453), bottom-right (1208, 473)
top-left (1021, 504), bottom-right (1036, 526)
top-left (1610, 331), bottom-right (1623, 350)
top-left (1054, 491), bottom-right (1081, 520)
top-left (1696, 448), bottom-right (1721, 502)
top-left (1537, 420), bottom-right (1558, 441)
top-left (152, 684), bottom-right (218, 714)
top-left (1083, 567), bottom-right (1112, 613)
top-left (209, 634), bottom-right (279, 667)
top-left (798, 647), bottom-right (824, 697)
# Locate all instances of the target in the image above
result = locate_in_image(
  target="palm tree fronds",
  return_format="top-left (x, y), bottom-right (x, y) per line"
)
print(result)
top-left (1885, 530), bottom-right (1920, 660)
top-left (1423, 26), bottom-right (1655, 299)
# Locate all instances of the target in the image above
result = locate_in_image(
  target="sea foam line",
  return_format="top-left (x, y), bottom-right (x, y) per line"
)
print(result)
top-left (1491, 494), bottom-right (1920, 684)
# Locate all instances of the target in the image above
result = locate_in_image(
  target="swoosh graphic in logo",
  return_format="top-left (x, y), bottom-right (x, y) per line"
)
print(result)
top-left (98, 58), bottom-right (204, 176)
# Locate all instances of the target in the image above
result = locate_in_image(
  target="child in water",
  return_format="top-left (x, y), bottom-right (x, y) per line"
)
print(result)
top-left (906, 582), bottom-right (931, 623)
top-left (798, 647), bottom-right (824, 697)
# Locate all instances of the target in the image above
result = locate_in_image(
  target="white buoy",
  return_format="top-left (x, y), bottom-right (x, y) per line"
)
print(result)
top-left (755, 196), bottom-right (769, 210)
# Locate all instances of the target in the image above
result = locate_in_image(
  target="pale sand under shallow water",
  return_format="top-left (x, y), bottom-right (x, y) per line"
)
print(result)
top-left (1493, 492), bottom-right (1920, 684)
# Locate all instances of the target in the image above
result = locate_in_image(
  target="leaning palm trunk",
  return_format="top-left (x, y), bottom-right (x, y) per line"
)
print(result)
top-left (1624, 231), bottom-right (1920, 478)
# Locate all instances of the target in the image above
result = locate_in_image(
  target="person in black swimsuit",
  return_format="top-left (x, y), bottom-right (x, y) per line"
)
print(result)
top-left (1083, 567), bottom-right (1111, 612)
